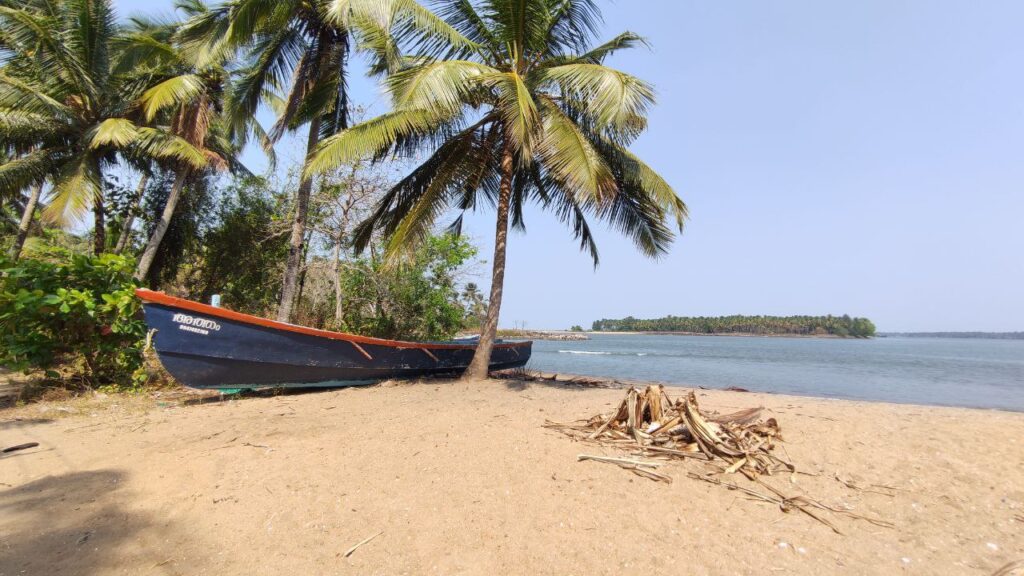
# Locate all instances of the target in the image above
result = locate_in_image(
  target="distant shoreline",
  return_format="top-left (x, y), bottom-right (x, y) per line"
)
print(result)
top-left (584, 331), bottom-right (852, 339)
top-left (878, 332), bottom-right (1024, 340)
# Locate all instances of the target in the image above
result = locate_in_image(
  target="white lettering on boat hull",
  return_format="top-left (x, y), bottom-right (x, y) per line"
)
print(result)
top-left (172, 313), bottom-right (221, 335)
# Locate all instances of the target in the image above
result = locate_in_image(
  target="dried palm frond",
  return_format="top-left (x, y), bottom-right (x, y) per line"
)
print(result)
top-left (546, 386), bottom-right (789, 477)
top-left (546, 385), bottom-right (893, 534)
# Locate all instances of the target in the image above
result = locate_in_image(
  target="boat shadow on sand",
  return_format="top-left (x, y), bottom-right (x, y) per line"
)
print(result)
top-left (163, 369), bottom-right (620, 406)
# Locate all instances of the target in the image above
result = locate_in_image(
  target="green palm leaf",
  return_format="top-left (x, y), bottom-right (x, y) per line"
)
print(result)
top-left (88, 118), bottom-right (142, 149)
top-left (41, 153), bottom-right (100, 225)
top-left (536, 99), bottom-right (616, 204)
top-left (139, 74), bottom-right (207, 120)
top-left (538, 63), bottom-right (654, 129)
top-left (489, 71), bottom-right (540, 161)
top-left (306, 108), bottom-right (454, 176)
top-left (388, 59), bottom-right (497, 113)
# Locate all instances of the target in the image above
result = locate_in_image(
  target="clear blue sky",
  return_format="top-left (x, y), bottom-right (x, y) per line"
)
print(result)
top-left (114, 0), bottom-right (1024, 332)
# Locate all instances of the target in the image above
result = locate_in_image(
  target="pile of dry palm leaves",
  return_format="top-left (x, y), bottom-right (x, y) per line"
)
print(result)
top-left (546, 385), bottom-right (791, 480)
top-left (546, 385), bottom-right (894, 534)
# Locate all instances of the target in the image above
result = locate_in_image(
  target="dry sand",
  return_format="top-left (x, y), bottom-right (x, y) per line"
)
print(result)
top-left (1, 379), bottom-right (1023, 575)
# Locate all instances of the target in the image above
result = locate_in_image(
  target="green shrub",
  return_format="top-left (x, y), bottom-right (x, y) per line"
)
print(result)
top-left (338, 234), bottom-right (477, 341)
top-left (0, 251), bottom-right (146, 388)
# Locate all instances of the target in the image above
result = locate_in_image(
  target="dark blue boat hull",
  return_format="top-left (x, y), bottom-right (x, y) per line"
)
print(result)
top-left (142, 302), bottom-right (531, 389)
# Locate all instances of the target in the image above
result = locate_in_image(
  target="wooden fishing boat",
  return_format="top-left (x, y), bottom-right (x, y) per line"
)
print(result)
top-left (136, 289), bottom-right (531, 390)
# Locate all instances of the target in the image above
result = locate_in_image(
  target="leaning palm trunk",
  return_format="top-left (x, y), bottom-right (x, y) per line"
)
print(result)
top-left (134, 170), bottom-right (188, 280)
top-left (9, 182), bottom-right (43, 261)
top-left (463, 148), bottom-right (514, 380)
top-left (276, 117), bottom-right (322, 322)
top-left (114, 173), bottom-right (150, 255)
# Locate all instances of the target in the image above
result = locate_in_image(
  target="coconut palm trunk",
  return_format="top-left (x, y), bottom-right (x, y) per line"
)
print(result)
top-left (134, 170), bottom-right (188, 280)
top-left (114, 172), bottom-right (149, 255)
top-left (463, 146), bottom-right (514, 380)
top-left (9, 182), bottom-right (43, 261)
top-left (276, 116), bottom-right (322, 322)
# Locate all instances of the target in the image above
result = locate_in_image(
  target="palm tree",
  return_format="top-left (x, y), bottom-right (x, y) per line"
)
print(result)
top-left (0, 0), bottom-right (209, 258)
top-left (116, 1), bottom-right (260, 280)
top-left (307, 0), bottom-right (688, 379)
top-left (178, 0), bottom-right (460, 321)
top-left (177, 0), bottom-right (356, 321)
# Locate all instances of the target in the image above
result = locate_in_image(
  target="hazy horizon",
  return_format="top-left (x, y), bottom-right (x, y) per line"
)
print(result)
top-left (113, 0), bottom-right (1024, 332)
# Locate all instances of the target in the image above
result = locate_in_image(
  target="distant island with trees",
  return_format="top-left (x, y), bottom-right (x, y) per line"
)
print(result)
top-left (591, 315), bottom-right (876, 338)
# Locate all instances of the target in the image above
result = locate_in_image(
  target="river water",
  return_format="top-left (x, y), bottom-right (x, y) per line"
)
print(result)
top-left (526, 334), bottom-right (1024, 411)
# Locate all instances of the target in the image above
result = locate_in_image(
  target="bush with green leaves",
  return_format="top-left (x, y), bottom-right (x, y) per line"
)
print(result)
top-left (339, 234), bottom-right (477, 341)
top-left (0, 251), bottom-right (146, 388)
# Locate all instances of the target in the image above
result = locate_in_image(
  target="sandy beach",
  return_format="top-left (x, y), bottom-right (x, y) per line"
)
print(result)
top-left (2, 379), bottom-right (1023, 575)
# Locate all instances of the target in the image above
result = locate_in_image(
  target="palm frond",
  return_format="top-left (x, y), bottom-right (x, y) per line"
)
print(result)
top-left (600, 141), bottom-right (688, 232)
top-left (0, 148), bottom-right (56, 194)
top-left (139, 74), bottom-right (207, 120)
top-left (536, 99), bottom-right (616, 203)
top-left (342, 0), bottom-right (481, 61)
top-left (388, 59), bottom-right (496, 113)
top-left (0, 5), bottom-right (92, 96)
top-left (226, 25), bottom-right (305, 136)
top-left (134, 127), bottom-right (209, 169)
top-left (538, 62), bottom-right (654, 130)
top-left (433, 0), bottom-right (500, 54)
top-left (352, 123), bottom-right (497, 254)
top-left (175, 1), bottom-right (234, 67)
top-left (538, 178), bottom-right (601, 264)
top-left (41, 152), bottom-right (100, 225)
top-left (0, 71), bottom-right (73, 119)
top-left (490, 71), bottom-right (540, 162)
top-left (0, 108), bottom-right (64, 144)
top-left (88, 118), bottom-right (141, 149)
top-left (563, 31), bottom-right (648, 64)
top-left (544, 0), bottom-right (602, 55)
top-left (114, 30), bottom-right (179, 75)
top-left (485, 0), bottom-right (550, 60)
top-left (306, 107), bottom-right (454, 176)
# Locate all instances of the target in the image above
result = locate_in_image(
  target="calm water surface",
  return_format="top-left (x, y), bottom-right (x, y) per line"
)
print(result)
top-left (527, 334), bottom-right (1024, 411)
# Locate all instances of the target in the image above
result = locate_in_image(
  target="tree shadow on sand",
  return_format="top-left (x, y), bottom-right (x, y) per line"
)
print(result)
top-left (0, 418), bottom-right (54, 431)
top-left (0, 469), bottom-right (172, 576)
top-left (495, 370), bottom-right (628, 392)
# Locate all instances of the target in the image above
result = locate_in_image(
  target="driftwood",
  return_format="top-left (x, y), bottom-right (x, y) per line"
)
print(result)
top-left (2, 442), bottom-right (39, 454)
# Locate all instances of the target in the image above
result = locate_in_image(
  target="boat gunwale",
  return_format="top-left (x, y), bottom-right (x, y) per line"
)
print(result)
top-left (136, 289), bottom-right (532, 351)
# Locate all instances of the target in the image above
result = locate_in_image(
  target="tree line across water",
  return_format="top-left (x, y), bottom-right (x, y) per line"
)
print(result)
top-left (591, 315), bottom-right (877, 338)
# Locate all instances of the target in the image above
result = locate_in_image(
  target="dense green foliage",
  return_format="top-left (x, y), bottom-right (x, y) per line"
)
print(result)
top-left (0, 251), bottom-right (146, 386)
top-left (338, 234), bottom-right (477, 341)
top-left (591, 315), bottom-right (876, 338)
top-left (190, 178), bottom-right (289, 313)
